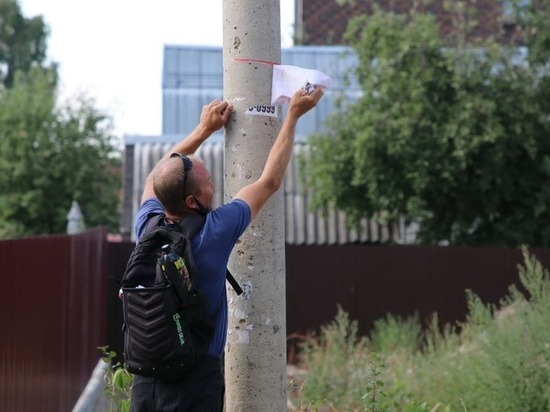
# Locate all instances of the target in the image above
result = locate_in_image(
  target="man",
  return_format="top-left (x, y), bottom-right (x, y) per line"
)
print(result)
top-left (131, 86), bottom-right (324, 411)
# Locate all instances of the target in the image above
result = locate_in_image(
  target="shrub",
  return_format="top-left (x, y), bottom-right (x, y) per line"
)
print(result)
top-left (296, 249), bottom-right (550, 411)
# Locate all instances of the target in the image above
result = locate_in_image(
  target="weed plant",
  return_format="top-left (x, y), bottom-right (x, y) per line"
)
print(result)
top-left (293, 308), bottom-right (386, 411)
top-left (294, 249), bottom-right (549, 411)
top-left (99, 346), bottom-right (133, 412)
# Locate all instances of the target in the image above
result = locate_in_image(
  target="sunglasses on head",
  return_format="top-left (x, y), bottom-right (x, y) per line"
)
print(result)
top-left (170, 152), bottom-right (193, 199)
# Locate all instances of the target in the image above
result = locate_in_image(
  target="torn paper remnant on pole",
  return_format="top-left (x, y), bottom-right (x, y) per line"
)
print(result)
top-left (271, 65), bottom-right (332, 105)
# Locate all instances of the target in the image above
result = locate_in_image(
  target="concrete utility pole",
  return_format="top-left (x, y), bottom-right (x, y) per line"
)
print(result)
top-left (222, 1), bottom-right (285, 411)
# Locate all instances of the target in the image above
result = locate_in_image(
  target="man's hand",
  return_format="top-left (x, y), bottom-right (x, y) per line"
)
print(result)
top-left (233, 85), bottom-right (324, 220)
top-left (199, 100), bottom-right (233, 134)
top-left (288, 87), bottom-right (324, 119)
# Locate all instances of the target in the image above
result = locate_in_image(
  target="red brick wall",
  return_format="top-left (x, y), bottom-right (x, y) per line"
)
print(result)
top-left (299, 0), bottom-right (511, 45)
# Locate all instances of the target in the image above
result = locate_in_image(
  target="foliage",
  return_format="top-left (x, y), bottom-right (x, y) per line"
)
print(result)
top-left (0, 68), bottom-right (121, 238)
top-left (296, 306), bottom-right (389, 411)
top-left (0, 0), bottom-right (121, 238)
top-left (294, 249), bottom-right (550, 411)
top-left (0, 0), bottom-right (51, 88)
top-left (99, 346), bottom-right (133, 412)
top-left (400, 248), bottom-right (550, 411)
top-left (302, 0), bottom-right (550, 247)
top-left (369, 312), bottom-right (422, 355)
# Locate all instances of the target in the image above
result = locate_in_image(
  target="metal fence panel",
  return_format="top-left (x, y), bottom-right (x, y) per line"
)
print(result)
top-left (0, 228), bottom-right (108, 412)
top-left (106, 242), bottom-right (550, 365)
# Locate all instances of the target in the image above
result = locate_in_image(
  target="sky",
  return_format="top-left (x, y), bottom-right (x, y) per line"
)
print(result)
top-left (18, 0), bottom-right (295, 138)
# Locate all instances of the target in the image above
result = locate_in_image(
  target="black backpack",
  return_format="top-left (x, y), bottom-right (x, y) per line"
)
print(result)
top-left (120, 213), bottom-right (241, 381)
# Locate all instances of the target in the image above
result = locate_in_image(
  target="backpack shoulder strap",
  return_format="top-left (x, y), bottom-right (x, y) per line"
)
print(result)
top-left (142, 213), bottom-right (202, 248)
top-left (178, 214), bottom-right (207, 239)
top-left (139, 213), bottom-right (166, 240)
top-left (226, 269), bottom-right (243, 295)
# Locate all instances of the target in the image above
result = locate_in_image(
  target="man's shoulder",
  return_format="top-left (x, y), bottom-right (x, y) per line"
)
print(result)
top-left (211, 199), bottom-right (251, 224)
top-left (135, 198), bottom-right (165, 240)
top-left (199, 199), bottom-right (251, 241)
top-left (217, 198), bottom-right (250, 213)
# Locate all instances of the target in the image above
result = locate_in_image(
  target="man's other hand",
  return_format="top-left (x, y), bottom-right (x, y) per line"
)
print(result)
top-left (199, 100), bottom-right (233, 134)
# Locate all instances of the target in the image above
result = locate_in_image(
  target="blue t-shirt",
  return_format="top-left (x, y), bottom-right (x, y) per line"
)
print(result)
top-left (134, 197), bottom-right (251, 358)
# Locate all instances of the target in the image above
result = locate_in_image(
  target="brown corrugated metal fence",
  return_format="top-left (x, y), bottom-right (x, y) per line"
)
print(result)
top-left (0, 227), bottom-right (108, 412)
top-left (3, 230), bottom-right (546, 409)
top-left (285, 245), bottom-right (550, 336)
top-left (106, 242), bottom-right (550, 365)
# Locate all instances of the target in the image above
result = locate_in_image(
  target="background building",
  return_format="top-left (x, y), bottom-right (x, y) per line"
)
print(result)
top-left (122, 45), bottom-right (405, 244)
top-left (294, 0), bottom-right (523, 46)
top-left (123, 2), bottom-right (527, 244)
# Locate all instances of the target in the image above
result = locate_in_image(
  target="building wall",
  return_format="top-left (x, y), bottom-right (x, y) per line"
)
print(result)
top-left (161, 45), bottom-right (360, 137)
top-left (296, 0), bottom-right (514, 46)
top-left (124, 45), bottom-right (402, 244)
top-left (123, 138), bottom-right (399, 244)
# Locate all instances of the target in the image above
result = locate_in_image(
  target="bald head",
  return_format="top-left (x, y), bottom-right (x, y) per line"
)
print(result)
top-left (153, 154), bottom-right (206, 216)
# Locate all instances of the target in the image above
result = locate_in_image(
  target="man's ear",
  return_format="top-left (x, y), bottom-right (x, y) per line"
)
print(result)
top-left (184, 195), bottom-right (197, 210)
top-left (185, 195), bottom-right (201, 212)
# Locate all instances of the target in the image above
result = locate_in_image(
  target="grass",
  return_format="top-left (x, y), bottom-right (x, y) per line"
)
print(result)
top-left (290, 248), bottom-right (550, 411)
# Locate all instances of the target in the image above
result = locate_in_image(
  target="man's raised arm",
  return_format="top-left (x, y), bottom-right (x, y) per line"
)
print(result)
top-left (141, 100), bottom-right (232, 202)
top-left (234, 86), bottom-right (324, 220)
